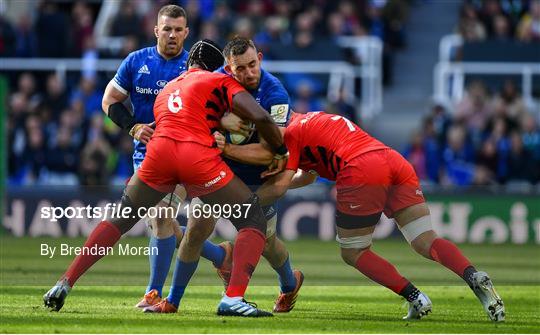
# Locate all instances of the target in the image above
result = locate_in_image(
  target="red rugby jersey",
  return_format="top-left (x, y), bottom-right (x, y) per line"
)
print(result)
top-left (285, 112), bottom-right (388, 180)
top-left (153, 68), bottom-right (245, 147)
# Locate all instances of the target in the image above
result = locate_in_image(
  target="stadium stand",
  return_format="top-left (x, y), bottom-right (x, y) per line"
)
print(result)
top-left (2, 0), bottom-right (538, 188)
top-left (406, 0), bottom-right (540, 187)
top-left (3, 0), bottom-right (410, 186)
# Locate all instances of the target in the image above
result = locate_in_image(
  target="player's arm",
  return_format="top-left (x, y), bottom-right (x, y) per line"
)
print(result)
top-left (256, 169), bottom-right (296, 206)
top-left (214, 131), bottom-right (274, 165)
top-left (232, 91), bottom-right (288, 174)
top-left (220, 113), bottom-right (251, 137)
top-left (102, 79), bottom-right (154, 145)
top-left (290, 169), bottom-right (318, 189)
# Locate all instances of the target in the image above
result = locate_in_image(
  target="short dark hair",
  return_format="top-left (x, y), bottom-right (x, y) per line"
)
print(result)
top-left (187, 39), bottom-right (224, 72)
top-left (223, 36), bottom-right (257, 59)
top-left (157, 5), bottom-right (187, 20)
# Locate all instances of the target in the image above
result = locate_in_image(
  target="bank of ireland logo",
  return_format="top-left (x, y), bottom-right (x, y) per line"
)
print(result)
top-left (168, 89), bottom-right (182, 113)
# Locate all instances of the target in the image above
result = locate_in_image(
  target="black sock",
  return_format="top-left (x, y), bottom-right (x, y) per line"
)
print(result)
top-left (462, 265), bottom-right (477, 289)
top-left (400, 282), bottom-right (421, 302)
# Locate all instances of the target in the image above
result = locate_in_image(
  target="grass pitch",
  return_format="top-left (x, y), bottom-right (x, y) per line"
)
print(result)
top-left (1, 237), bottom-right (539, 333)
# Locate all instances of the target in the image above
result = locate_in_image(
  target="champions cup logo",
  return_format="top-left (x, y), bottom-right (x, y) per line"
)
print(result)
top-left (168, 89), bottom-right (182, 113)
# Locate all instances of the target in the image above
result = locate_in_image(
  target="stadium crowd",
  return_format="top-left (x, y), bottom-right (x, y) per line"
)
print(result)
top-left (4, 0), bottom-right (411, 186)
top-left (456, 0), bottom-right (540, 43)
top-left (3, 0), bottom-right (539, 187)
top-left (404, 0), bottom-right (540, 187)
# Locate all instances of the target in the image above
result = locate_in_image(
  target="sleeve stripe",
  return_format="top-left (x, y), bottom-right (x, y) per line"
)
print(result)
top-left (112, 78), bottom-right (129, 96)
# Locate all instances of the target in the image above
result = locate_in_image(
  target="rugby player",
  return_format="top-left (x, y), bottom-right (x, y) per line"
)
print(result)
top-left (100, 5), bottom-right (231, 309)
top-left (216, 111), bottom-right (505, 322)
top-left (145, 37), bottom-right (303, 314)
top-left (44, 39), bottom-right (287, 317)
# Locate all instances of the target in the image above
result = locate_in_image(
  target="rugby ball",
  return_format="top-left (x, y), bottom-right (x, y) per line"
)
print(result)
top-left (223, 113), bottom-right (255, 144)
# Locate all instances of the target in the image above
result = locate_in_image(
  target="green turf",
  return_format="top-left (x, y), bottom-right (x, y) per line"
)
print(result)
top-left (1, 237), bottom-right (539, 333)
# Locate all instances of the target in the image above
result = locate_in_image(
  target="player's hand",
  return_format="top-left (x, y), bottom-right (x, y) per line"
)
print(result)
top-left (261, 153), bottom-right (288, 178)
top-left (213, 131), bottom-right (226, 152)
top-left (221, 113), bottom-right (251, 137)
top-left (129, 122), bottom-right (155, 144)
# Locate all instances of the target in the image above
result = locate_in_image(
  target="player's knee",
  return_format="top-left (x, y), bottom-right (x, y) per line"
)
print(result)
top-left (399, 215), bottom-right (438, 258)
top-left (340, 247), bottom-right (368, 267)
top-left (263, 233), bottom-right (277, 255)
top-left (229, 194), bottom-right (266, 235)
top-left (113, 190), bottom-right (139, 234)
top-left (337, 234), bottom-right (372, 267)
top-left (411, 231), bottom-right (438, 258)
top-left (183, 225), bottom-right (209, 246)
top-left (153, 217), bottom-right (174, 228)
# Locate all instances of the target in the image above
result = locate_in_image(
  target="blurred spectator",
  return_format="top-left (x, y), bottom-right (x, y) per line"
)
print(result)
top-left (119, 35), bottom-right (140, 58)
top-left (79, 137), bottom-right (112, 185)
top-left (110, 0), bottom-right (143, 39)
top-left (382, 0), bottom-right (409, 49)
top-left (55, 108), bottom-right (88, 151)
top-left (404, 116), bottom-right (441, 183)
top-left (478, 0), bottom-right (505, 36)
top-left (254, 16), bottom-right (292, 53)
top-left (491, 14), bottom-right (513, 41)
top-left (490, 116), bottom-right (512, 182)
top-left (456, 3), bottom-right (486, 42)
top-left (492, 80), bottom-right (526, 122)
top-left (183, 0), bottom-right (202, 40)
top-left (403, 131), bottom-right (428, 181)
top-left (34, 1), bottom-right (69, 57)
top-left (17, 73), bottom-right (40, 106)
top-left (442, 125), bottom-right (476, 186)
top-left (199, 21), bottom-right (223, 46)
top-left (213, 1), bottom-right (235, 39)
top-left (244, 0), bottom-right (267, 32)
top-left (43, 126), bottom-right (79, 185)
top-left (14, 16), bottom-right (37, 57)
top-left (521, 114), bottom-right (540, 160)
top-left (326, 88), bottom-right (357, 125)
top-left (430, 104), bottom-right (452, 147)
top-left (71, 1), bottom-right (94, 57)
top-left (476, 139), bottom-right (498, 183)
top-left (111, 134), bottom-right (136, 184)
top-left (456, 81), bottom-right (494, 142)
top-left (517, 0), bottom-right (540, 42)
top-left (19, 115), bottom-right (47, 184)
top-left (507, 131), bottom-right (539, 183)
top-left (232, 17), bottom-right (255, 38)
top-left (293, 81), bottom-right (325, 112)
top-left (41, 73), bottom-right (68, 116)
top-left (0, 15), bottom-right (16, 57)
top-left (70, 77), bottom-right (103, 119)
top-left (337, 1), bottom-right (363, 36)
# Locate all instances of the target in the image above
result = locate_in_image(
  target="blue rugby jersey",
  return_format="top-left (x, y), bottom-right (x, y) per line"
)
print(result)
top-left (216, 67), bottom-right (292, 188)
top-left (112, 46), bottom-right (188, 169)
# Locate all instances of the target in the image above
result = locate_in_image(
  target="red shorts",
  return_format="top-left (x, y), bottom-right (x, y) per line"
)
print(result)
top-left (336, 148), bottom-right (425, 218)
top-left (137, 137), bottom-right (234, 198)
